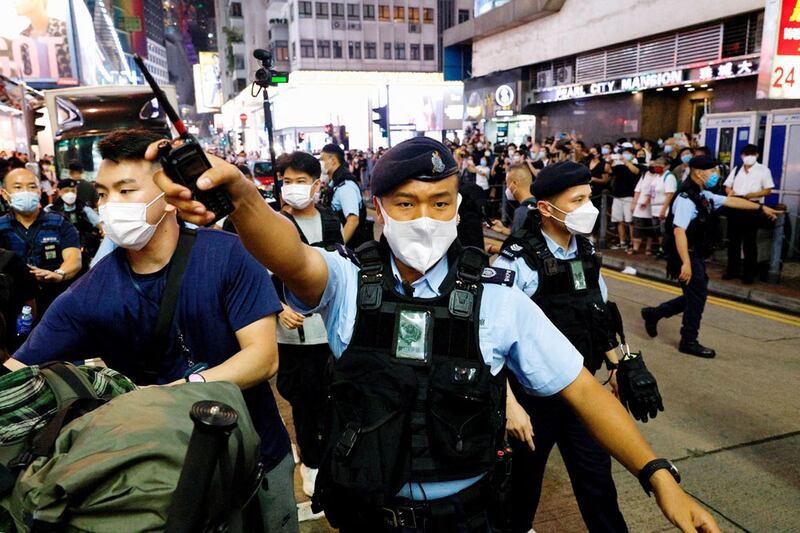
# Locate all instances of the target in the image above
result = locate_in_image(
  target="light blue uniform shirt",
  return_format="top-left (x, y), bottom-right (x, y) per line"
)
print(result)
top-left (286, 249), bottom-right (583, 500)
top-left (331, 180), bottom-right (362, 218)
top-left (45, 204), bottom-right (102, 226)
top-left (492, 231), bottom-right (609, 301)
top-left (671, 191), bottom-right (726, 230)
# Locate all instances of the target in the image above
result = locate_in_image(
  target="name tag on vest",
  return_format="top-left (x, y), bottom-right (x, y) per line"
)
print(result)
top-left (569, 260), bottom-right (587, 291)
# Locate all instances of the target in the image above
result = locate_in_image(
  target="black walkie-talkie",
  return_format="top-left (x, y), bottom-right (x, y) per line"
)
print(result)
top-left (134, 55), bottom-right (234, 221)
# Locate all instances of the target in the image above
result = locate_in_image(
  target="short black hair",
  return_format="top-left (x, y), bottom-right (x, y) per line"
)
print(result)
top-left (622, 146), bottom-right (637, 154)
top-left (694, 146), bottom-right (711, 157)
top-left (67, 160), bottom-right (83, 172)
top-left (321, 143), bottom-right (345, 164)
top-left (283, 151), bottom-right (321, 180)
top-left (741, 144), bottom-right (759, 156)
top-left (7, 157), bottom-right (25, 170)
top-left (98, 128), bottom-right (168, 163)
top-left (274, 153), bottom-right (291, 176)
top-left (679, 146), bottom-right (693, 155)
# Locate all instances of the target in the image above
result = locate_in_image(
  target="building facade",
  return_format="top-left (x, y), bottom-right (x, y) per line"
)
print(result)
top-left (444, 0), bottom-right (800, 144)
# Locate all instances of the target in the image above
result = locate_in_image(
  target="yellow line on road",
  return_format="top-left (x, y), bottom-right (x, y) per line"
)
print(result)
top-left (602, 268), bottom-right (800, 327)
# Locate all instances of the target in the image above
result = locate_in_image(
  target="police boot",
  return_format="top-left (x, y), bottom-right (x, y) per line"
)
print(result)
top-left (678, 340), bottom-right (716, 359)
top-left (640, 307), bottom-right (660, 338)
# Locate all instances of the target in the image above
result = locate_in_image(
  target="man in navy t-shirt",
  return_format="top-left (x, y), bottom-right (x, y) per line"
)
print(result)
top-left (4, 129), bottom-right (298, 533)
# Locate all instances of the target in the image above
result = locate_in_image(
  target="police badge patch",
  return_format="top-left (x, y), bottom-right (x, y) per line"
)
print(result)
top-left (431, 151), bottom-right (445, 174)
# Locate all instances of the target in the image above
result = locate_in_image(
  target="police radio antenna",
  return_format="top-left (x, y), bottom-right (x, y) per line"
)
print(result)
top-left (133, 54), bottom-right (189, 139)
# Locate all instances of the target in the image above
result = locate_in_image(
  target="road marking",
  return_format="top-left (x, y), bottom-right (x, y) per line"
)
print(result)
top-left (602, 268), bottom-right (800, 328)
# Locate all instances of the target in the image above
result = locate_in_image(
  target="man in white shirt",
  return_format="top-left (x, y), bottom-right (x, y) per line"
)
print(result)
top-left (722, 145), bottom-right (775, 284)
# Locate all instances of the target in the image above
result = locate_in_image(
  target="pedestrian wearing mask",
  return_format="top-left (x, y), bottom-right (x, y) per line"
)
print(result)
top-left (489, 164), bottom-right (535, 243)
top-left (475, 156), bottom-right (491, 191)
top-left (45, 179), bottom-right (103, 272)
top-left (610, 147), bottom-right (641, 250)
top-left (274, 151), bottom-right (343, 500)
top-left (320, 144), bottom-right (371, 247)
top-left (642, 156), bottom-right (779, 358)
top-left (156, 137), bottom-right (721, 533)
top-left (0, 168), bottom-right (81, 314)
top-left (722, 145), bottom-right (775, 284)
top-left (494, 162), bottom-right (633, 533)
top-left (4, 129), bottom-right (299, 533)
top-left (673, 147), bottom-right (694, 180)
top-left (67, 161), bottom-right (99, 209)
top-left (631, 162), bottom-right (660, 255)
top-left (647, 160), bottom-right (678, 257)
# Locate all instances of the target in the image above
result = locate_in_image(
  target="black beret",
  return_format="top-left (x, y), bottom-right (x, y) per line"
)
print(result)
top-left (689, 155), bottom-right (718, 170)
top-left (57, 178), bottom-right (77, 188)
top-left (370, 137), bottom-right (458, 197)
top-left (531, 161), bottom-right (591, 199)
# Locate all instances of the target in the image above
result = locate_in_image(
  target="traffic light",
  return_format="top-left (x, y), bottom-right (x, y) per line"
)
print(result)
top-left (324, 123), bottom-right (334, 137)
top-left (237, 131), bottom-right (245, 147)
top-left (372, 105), bottom-right (388, 137)
top-left (339, 126), bottom-right (349, 150)
top-left (30, 104), bottom-right (47, 146)
top-left (298, 131), bottom-right (306, 144)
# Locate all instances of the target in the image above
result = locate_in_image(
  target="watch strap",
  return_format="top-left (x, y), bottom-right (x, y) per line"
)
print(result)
top-left (638, 458), bottom-right (680, 496)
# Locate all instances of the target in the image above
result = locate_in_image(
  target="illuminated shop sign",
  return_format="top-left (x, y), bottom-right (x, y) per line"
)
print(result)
top-left (535, 59), bottom-right (759, 104)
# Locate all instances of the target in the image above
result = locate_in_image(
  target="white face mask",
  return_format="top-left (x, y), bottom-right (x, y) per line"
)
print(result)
top-left (378, 195), bottom-right (461, 275)
top-left (505, 186), bottom-right (515, 201)
top-left (99, 193), bottom-right (167, 251)
top-left (61, 192), bottom-right (77, 205)
top-left (282, 183), bottom-right (314, 209)
top-left (742, 155), bottom-right (757, 166)
top-left (547, 200), bottom-right (599, 235)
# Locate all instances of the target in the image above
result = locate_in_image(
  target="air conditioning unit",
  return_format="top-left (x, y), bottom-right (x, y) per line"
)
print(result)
top-left (555, 65), bottom-right (573, 85)
top-left (332, 20), bottom-right (343, 30)
top-left (408, 23), bottom-right (420, 33)
top-left (536, 70), bottom-right (553, 89)
top-left (347, 21), bottom-right (362, 30)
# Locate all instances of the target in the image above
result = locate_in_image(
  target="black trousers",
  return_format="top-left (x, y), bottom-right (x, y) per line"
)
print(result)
top-left (275, 342), bottom-right (331, 469)
top-left (654, 255), bottom-right (708, 342)
top-left (509, 390), bottom-right (628, 533)
top-left (726, 210), bottom-right (759, 279)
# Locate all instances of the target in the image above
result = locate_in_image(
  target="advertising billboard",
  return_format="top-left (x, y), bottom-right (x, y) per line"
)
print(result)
top-left (0, 0), bottom-right (79, 86)
top-left (758, 0), bottom-right (800, 98)
top-left (474, 0), bottom-right (511, 17)
top-left (195, 52), bottom-right (223, 113)
top-left (389, 84), bottom-right (464, 132)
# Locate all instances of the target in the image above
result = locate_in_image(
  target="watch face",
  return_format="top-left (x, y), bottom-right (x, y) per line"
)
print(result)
top-left (188, 374), bottom-right (205, 383)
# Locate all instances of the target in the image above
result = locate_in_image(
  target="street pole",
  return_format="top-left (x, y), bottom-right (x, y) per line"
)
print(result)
top-left (385, 84), bottom-right (391, 148)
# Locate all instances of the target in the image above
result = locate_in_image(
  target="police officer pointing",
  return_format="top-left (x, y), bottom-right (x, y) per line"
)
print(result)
top-left (153, 138), bottom-right (720, 532)
top-left (493, 161), bottom-right (632, 532)
top-left (642, 156), bottom-right (778, 358)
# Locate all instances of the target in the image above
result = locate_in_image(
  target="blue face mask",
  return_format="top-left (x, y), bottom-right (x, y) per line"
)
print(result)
top-left (663, 145), bottom-right (674, 154)
top-left (705, 173), bottom-right (720, 189)
top-left (9, 191), bottom-right (40, 214)
top-left (622, 152), bottom-right (634, 162)
top-left (601, 147), bottom-right (611, 155)
top-left (681, 154), bottom-right (692, 164)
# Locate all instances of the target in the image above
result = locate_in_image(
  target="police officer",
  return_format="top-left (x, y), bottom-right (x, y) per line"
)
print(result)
top-left (0, 168), bottom-right (81, 313)
top-left (273, 151), bottom-right (343, 498)
top-left (642, 156), bottom-right (778, 358)
top-left (45, 179), bottom-right (103, 271)
top-left (493, 161), bottom-right (629, 532)
top-left (154, 137), bottom-right (720, 533)
top-left (319, 143), bottom-right (371, 247)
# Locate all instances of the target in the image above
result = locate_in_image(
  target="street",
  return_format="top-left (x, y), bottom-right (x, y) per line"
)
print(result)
top-left (286, 269), bottom-right (800, 533)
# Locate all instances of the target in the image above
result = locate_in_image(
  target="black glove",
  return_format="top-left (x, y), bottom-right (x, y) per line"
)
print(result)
top-left (617, 351), bottom-right (664, 423)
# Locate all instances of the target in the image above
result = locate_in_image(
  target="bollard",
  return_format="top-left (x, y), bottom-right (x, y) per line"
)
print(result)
top-left (767, 212), bottom-right (785, 284)
top-left (598, 190), bottom-right (609, 249)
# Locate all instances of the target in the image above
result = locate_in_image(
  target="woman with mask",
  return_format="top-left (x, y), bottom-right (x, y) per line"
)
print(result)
top-left (156, 137), bottom-right (721, 533)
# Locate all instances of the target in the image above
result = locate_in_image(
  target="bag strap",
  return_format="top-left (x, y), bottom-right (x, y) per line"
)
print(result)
top-left (142, 229), bottom-right (197, 384)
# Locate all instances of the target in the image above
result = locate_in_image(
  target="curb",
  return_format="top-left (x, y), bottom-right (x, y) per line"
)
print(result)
top-left (600, 255), bottom-right (800, 316)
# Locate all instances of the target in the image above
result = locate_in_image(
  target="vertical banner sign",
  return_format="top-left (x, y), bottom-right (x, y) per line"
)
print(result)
top-left (758, 0), bottom-right (800, 98)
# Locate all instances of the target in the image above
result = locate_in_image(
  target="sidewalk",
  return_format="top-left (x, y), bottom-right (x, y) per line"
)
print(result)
top-left (483, 229), bottom-right (800, 316)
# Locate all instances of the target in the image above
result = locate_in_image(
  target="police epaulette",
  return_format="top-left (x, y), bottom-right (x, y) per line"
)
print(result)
top-left (481, 266), bottom-right (516, 287)
top-left (335, 243), bottom-right (360, 265)
top-left (499, 242), bottom-right (525, 260)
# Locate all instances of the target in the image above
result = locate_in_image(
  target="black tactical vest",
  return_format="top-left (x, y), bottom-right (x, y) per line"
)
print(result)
top-left (282, 206), bottom-right (344, 250)
top-left (500, 223), bottom-right (611, 373)
top-left (322, 240), bottom-right (506, 506)
top-left (662, 181), bottom-right (720, 277)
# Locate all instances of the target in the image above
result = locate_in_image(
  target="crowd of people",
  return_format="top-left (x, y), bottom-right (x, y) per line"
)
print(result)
top-left (1, 124), bottom-right (779, 533)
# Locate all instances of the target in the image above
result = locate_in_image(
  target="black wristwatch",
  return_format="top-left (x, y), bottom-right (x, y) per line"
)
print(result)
top-left (638, 459), bottom-right (680, 496)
